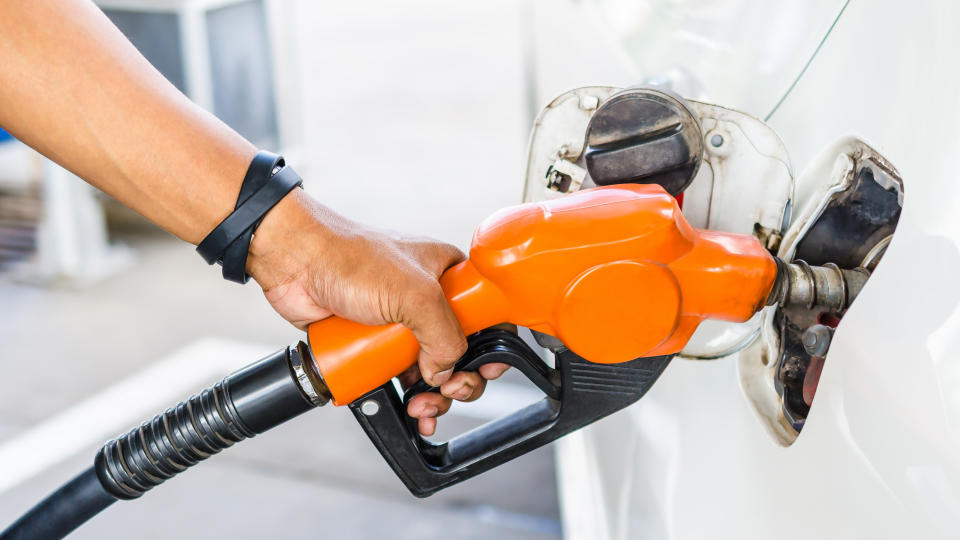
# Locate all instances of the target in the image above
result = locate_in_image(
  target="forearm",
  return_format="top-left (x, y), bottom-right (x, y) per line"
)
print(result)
top-left (0, 0), bottom-right (255, 244)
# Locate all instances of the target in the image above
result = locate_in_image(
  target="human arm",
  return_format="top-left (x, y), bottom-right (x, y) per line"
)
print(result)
top-left (0, 0), bottom-right (506, 434)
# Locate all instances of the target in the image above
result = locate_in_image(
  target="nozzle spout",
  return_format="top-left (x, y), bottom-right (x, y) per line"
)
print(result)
top-left (767, 258), bottom-right (871, 311)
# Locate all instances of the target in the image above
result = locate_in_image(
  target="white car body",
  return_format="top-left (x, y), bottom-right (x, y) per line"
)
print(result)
top-left (525, 1), bottom-right (960, 538)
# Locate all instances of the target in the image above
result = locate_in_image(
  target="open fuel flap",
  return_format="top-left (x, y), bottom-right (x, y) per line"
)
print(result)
top-left (740, 137), bottom-right (903, 445)
top-left (521, 86), bottom-right (903, 446)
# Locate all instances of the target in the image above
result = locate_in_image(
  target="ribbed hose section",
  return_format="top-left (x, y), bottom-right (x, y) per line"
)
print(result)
top-left (3, 345), bottom-right (319, 539)
top-left (92, 344), bottom-right (320, 500)
top-left (95, 379), bottom-right (254, 500)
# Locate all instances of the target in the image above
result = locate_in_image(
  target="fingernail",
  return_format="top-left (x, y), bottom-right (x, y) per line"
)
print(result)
top-left (432, 369), bottom-right (453, 386)
top-left (454, 385), bottom-right (472, 400)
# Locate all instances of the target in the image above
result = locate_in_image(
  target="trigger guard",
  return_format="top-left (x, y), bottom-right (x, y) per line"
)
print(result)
top-left (350, 347), bottom-right (673, 497)
top-left (402, 330), bottom-right (561, 411)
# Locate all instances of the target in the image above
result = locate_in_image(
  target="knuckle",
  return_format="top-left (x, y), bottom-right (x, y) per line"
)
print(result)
top-left (437, 399), bottom-right (453, 415)
top-left (406, 279), bottom-right (443, 311)
top-left (467, 380), bottom-right (487, 401)
top-left (422, 279), bottom-right (447, 300)
top-left (436, 243), bottom-right (465, 264)
top-left (448, 337), bottom-right (468, 359)
top-left (432, 342), bottom-right (467, 367)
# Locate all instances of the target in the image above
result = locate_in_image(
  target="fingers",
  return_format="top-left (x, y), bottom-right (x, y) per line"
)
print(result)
top-left (407, 392), bottom-right (452, 418)
top-left (406, 369), bottom-right (499, 436)
top-left (418, 417), bottom-right (437, 437)
top-left (440, 370), bottom-right (487, 401)
top-left (408, 392), bottom-right (452, 418)
top-left (408, 392), bottom-right (452, 436)
top-left (409, 239), bottom-right (466, 279)
top-left (478, 362), bottom-right (510, 381)
top-left (403, 281), bottom-right (467, 387)
top-left (408, 378), bottom-right (487, 437)
top-left (400, 241), bottom-right (468, 387)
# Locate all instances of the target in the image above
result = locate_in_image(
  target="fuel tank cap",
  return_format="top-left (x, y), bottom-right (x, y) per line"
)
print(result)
top-left (584, 87), bottom-right (703, 196)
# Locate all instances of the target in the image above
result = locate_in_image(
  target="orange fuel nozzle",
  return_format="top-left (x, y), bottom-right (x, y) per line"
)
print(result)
top-left (308, 184), bottom-right (779, 405)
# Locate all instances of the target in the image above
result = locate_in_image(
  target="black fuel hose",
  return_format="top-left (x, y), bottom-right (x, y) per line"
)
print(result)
top-left (1, 343), bottom-right (325, 540)
top-left (1, 468), bottom-right (116, 540)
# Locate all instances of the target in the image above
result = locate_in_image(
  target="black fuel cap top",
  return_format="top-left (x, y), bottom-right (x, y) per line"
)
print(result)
top-left (584, 87), bottom-right (703, 196)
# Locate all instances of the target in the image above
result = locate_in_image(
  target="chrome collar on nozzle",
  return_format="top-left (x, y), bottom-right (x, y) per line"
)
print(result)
top-left (767, 257), bottom-right (871, 311)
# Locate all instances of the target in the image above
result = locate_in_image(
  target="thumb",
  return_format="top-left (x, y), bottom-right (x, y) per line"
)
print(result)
top-left (402, 283), bottom-right (467, 387)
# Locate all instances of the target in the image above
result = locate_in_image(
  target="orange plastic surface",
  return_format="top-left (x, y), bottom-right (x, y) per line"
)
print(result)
top-left (308, 184), bottom-right (778, 405)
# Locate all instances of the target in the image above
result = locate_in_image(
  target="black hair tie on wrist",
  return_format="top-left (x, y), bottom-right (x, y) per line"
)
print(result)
top-left (196, 150), bottom-right (303, 284)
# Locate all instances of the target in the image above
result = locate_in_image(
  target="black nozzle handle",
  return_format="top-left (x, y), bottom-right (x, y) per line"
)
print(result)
top-left (351, 330), bottom-right (672, 497)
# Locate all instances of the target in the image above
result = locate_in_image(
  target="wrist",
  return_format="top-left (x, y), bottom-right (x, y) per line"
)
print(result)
top-left (246, 189), bottom-right (337, 289)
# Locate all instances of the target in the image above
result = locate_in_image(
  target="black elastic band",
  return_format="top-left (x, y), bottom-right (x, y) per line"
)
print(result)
top-left (221, 151), bottom-right (284, 283)
top-left (196, 152), bottom-right (302, 282)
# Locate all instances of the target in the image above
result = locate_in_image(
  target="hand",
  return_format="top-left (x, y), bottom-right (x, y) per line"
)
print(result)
top-left (247, 190), bottom-right (508, 435)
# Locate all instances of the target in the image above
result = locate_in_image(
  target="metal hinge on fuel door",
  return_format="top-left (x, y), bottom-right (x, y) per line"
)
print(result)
top-left (523, 86), bottom-right (794, 360)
